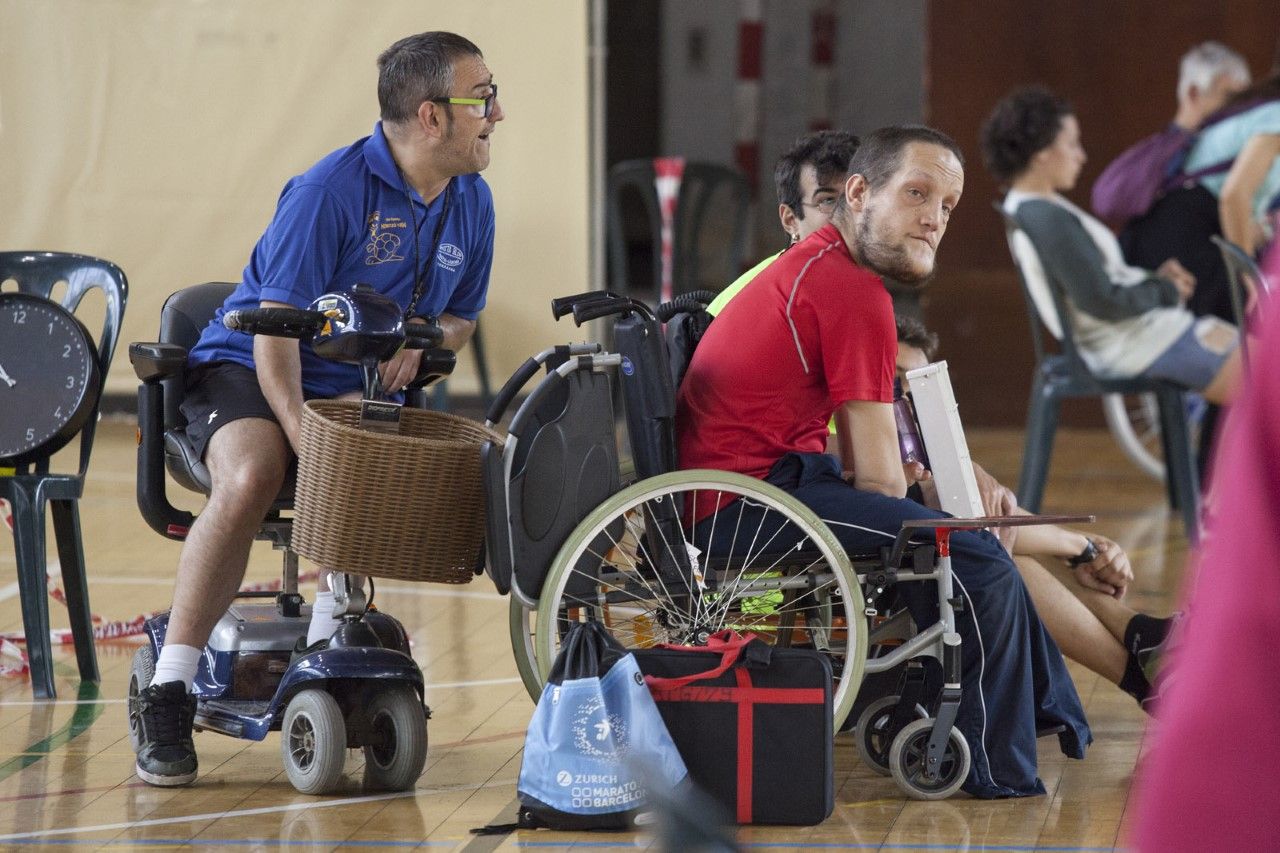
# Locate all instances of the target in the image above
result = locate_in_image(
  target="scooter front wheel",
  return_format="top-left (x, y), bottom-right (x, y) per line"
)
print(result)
top-left (282, 689), bottom-right (347, 795)
top-left (361, 685), bottom-right (428, 791)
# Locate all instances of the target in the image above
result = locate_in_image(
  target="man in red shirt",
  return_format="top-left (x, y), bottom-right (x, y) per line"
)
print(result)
top-left (676, 125), bottom-right (1090, 799)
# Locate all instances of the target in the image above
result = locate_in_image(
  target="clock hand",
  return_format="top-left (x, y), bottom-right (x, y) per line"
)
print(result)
top-left (0, 363), bottom-right (14, 388)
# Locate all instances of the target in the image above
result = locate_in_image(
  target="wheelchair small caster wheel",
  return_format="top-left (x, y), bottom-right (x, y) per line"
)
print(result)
top-left (282, 689), bottom-right (347, 795)
top-left (361, 685), bottom-right (428, 791)
top-left (888, 718), bottom-right (970, 800)
top-left (127, 645), bottom-right (157, 753)
top-left (854, 695), bottom-right (927, 777)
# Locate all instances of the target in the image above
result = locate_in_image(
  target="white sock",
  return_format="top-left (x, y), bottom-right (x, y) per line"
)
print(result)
top-left (307, 589), bottom-right (341, 646)
top-left (150, 644), bottom-right (202, 691)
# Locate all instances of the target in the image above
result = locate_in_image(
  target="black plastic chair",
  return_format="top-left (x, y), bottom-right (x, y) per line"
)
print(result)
top-left (1210, 235), bottom-right (1271, 369)
top-left (0, 251), bottom-right (128, 698)
top-left (606, 158), bottom-right (750, 303)
top-left (995, 205), bottom-right (1201, 541)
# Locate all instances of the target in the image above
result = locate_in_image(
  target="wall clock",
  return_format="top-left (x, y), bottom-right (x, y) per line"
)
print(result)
top-left (0, 293), bottom-right (101, 465)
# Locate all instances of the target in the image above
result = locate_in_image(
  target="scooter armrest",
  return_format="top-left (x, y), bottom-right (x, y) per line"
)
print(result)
top-left (130, 342), bottom-right (189, 383)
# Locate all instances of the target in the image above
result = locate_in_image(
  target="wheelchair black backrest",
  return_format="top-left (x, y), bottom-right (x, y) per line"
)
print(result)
top-left (482, 351), bottom-right (622, 603)
top-left (655, 290), bottom-right (717, 396)
top-left (613, 309), bottom-right (678, 480)
top-left (159, 281), bottom-right (235, 430)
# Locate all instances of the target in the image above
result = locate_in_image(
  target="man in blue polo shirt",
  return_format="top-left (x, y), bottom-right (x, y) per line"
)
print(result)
top-left (132, 31), bottom-right (504, 788)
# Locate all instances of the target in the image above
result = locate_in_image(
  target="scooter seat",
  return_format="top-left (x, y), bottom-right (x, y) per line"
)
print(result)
top-left (164, 428), bottom-right (296, 501)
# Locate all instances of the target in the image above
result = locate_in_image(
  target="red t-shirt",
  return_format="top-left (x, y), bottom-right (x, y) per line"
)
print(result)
top-left (676, 223), bottom-right (897, 487)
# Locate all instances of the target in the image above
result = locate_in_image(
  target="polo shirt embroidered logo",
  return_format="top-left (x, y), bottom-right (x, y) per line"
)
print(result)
top-left (437, 243), bottom-right (464, 270)
top-left (364, 211), bottom-right (405, 265)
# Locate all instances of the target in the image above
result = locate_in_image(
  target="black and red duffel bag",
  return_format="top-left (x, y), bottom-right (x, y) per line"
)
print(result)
top-left (634, 630), bottom-right (834, 825)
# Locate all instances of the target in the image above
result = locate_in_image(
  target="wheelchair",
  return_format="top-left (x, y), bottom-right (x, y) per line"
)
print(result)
top-left (482, 290), bottom-right (979, 799)
top-left (128, 283), bottom-right (457, 795)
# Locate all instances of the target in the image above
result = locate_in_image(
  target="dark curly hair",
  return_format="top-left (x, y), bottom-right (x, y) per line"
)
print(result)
top-left (774, 130), bottom-right (861, 218)
top-left (978, 87), bottom-right (1073, 183)
top-left (895, 315), bottom-right (939, 361)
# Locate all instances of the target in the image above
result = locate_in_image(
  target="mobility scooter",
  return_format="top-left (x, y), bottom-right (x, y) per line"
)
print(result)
top-left (127, 285), bottom-right (456, 794)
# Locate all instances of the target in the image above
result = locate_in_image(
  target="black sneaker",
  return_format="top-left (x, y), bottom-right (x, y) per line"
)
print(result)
top-left (133, 681), bottom-right (198, 787)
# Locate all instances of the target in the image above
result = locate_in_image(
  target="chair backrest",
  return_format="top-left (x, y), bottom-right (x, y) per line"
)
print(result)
top-left (0, 251), bottom-right (128, 475)
top-left (993, 204), bottom-right (1091, 375)
top-left (1210, 235), bottom-right (1271, 327)
top-left (482, 356), bottom-right (621, 604)
top-left (159, 282), bottom-right (235, 430)
top-left (606, 158), bottom-right (750, 303)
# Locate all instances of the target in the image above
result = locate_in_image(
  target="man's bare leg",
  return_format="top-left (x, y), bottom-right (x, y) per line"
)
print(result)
top-left (1041, 559), bottom-right (1140, 641)
top-left (1013, 555), bottom-right (1129, 683)
top-left (164, 417), bottom-right (290, 649)
top-left (135, 417), bottom-right (289, 786)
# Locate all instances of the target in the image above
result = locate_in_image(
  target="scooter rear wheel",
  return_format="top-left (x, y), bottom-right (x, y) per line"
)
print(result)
top-left (362, 685), bottom-right (428, 791)
top-left (282, 689), bottom-right (347, 795)
top-left (127, 645), bottom-right (156, 753)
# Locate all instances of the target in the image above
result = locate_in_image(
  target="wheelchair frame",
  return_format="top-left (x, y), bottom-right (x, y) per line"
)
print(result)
top-left (483, 291), bottom-right (987, 799)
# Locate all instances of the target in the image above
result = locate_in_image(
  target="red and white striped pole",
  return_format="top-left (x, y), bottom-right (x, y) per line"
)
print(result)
top-left (808, 0), bottom-right (837, 132)
top-left (733, 0), bottom-right (764, 199)
top-left (653, 156), bottom-right (686, 304)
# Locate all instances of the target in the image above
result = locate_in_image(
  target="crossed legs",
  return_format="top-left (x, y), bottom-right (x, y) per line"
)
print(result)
top-left (1013, 556), bottom-right (1135, 684)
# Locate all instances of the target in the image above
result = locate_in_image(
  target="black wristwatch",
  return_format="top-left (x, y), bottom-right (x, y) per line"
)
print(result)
top-left (1067, 539), bottom-right (1099, 567)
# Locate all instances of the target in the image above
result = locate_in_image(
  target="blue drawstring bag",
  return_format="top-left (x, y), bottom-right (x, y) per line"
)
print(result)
top-left (516, 621), bottom-right (688, 830)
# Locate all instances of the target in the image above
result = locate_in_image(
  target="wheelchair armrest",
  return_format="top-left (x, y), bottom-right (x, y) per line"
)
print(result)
top-left (130, 342), bottom-right (189, 383)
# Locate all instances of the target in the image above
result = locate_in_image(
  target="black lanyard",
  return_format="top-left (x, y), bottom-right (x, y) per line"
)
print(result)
top-left (401, 176), bottom-right (452, 320)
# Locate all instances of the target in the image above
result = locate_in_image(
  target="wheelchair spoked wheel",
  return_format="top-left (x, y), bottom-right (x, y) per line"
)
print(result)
top-left (888, 718), bottom-right (970, 800)
top-left (508, 598), bottom-right (543, 701)
top-left (127, 645), bottom-right (156, 753)
top-left (534, 470), bottom-right (867, 729)
top-left (853, 695), bottom-right (928, 777)
top-left (281, 689), bottom-right (347, 795)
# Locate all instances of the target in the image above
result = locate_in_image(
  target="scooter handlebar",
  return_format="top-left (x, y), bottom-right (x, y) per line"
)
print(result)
top-left (403, 319), bottom-right (444, 349)
top-left (223, 307), bottom-right (326, 339)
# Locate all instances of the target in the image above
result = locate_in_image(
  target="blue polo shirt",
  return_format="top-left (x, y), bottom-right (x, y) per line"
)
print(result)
top-left (189, 121), bottom-right (495, 397)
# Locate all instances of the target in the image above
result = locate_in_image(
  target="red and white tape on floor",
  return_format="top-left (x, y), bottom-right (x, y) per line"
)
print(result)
top-left (0, 498), bottom-right (317, 678)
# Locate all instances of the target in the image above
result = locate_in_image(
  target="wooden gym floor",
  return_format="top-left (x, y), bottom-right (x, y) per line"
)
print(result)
top-left (0, 419), bottom-right (1187, 851)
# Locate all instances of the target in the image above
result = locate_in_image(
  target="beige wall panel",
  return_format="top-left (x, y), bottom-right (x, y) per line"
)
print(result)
top-left (0, 0), bottom-right (591, 395)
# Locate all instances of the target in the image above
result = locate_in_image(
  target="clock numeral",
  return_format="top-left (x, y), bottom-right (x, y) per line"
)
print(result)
top-left (63, 344), bottom-right (71, 358)
top-left (49, 322), bottom-right (55, 334)
top-left (26, 428), bottom-right (35, 442)
top-left (54, 407), bottom-right (62, 419)
top-left (66, 375), bottom-right (75, 389)
top-left (11, 310), bottom-right (26, 324)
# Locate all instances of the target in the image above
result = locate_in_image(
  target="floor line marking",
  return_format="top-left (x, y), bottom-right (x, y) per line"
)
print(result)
top-left (86, 576), bottom-right (505, 601)
top-left (0, 677), bottom-right (522, 707)
top-left (0, 777), bottom-right (516, 843)
top-left (0, 682), bottom-right (106, 784)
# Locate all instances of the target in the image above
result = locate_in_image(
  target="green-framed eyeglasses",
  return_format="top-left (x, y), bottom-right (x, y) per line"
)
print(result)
top-left (431, 84), bottom-right (498, 118)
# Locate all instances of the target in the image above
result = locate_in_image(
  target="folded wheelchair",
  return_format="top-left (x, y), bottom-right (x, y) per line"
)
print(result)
top-left (482, 290), bottom-right (983, 799)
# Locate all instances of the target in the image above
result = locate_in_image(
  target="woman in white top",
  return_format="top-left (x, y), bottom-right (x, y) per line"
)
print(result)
top-left (981, 86), bottom-right (1242, 405)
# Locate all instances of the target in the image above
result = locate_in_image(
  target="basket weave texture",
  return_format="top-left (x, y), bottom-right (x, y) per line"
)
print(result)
top-left (293, 400), bottom-right (503, 583)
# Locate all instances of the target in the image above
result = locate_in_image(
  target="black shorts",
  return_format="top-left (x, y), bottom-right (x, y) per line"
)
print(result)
top-left (179, 361), bottom-right (299, 462)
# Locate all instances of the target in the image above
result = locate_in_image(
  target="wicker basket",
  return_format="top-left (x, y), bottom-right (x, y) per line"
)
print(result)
top-left (292, 399), bottom-right (503, 583)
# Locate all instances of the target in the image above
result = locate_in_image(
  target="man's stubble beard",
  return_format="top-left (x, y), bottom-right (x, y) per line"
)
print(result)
top-left (853, 203), bottom-right (936, 287)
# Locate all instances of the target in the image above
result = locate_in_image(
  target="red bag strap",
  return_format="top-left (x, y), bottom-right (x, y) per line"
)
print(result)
top-left (643, 630), bottom-right (759, 691)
